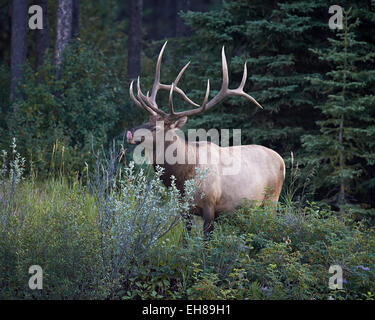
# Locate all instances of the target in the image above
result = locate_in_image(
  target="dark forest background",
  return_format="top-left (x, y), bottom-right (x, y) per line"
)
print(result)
top-left (0, 0), bottom-right (374, 216)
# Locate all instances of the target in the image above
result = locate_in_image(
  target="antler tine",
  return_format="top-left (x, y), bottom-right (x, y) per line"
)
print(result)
top-left (168, 78), bottom-right (200, 116)
top-left (227, 62), bottom-right (263, 109)
top-left (129, 80), bottom-right (142, 108)
top-left (170, 61), bottom-right (200, 107)
top-left (137, 77), bottom-right (167, 117)
top-left (169, 83), bottom-right (175, 115)
top-left (169, 79), bottom-right (210, 118)
top-left (137, 77), bottom-right (166, 116)
top-left (203, 46), bottom-right (263, 110)
top-left (130, 80), bottom-right (156, 115)
top-left (136, 79), bottom-right (153, 113)
top-left (174, 61), bottom-right (190, 86)
top-left (197, 46), bottom-right (230, 110)
top-left (221, 46), bottom-right (229, 91)
top-left (147, 41), bottom-right (199, 110)
top-left (129, 44), bottom-right (262, 119)
top-left (160, 84), bottom-right (200, 107)
top-left (239, 62), bottom-right (247, 89)
top-left (167, 46), bottom-right (262, 119)
top-left (150, 41), bottom-right (168, 104)
top-left (202, 79), bottom-right (210, 111)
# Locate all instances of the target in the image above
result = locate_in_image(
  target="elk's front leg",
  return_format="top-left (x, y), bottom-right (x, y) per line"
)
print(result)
top-left (185, 214), bottom-right (193, 234)
top-left (185, 207), bottom-right (202, 234)
top-left (202, 206), bottom-right (215, 235)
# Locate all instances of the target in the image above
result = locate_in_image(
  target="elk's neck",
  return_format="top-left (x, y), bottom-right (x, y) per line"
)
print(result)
top-left (150, 134), bottom-right (197, 192)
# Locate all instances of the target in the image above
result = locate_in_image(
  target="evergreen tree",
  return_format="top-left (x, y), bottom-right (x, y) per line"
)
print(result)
top-left (166, 0), bottom-right (375, 208)
top-left (174, 0), bottom-right (330, 155)
top-left (302, 10), bottom-right (375, 210)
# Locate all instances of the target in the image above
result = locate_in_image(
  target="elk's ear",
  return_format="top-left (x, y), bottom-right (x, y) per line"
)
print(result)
top-left (170, 116), bottom-right (187, 129)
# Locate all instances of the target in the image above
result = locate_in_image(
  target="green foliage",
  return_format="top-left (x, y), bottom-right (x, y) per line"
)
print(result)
top-left (1, 142), bottom-right (374, 300)
top-left (302, 11), bottom-right (375, 209)
top-left (5, 42), bottom-right (129, 177)
top-left (167, 0), bottom-right (375, 208)
top-left (1, 0), bottom-right (374, 207)
top-left (106, 162), bottom-right (200, 285)
top-left (0, 158), bottom-right (108, 298)
top-left (0, 143), bottom-right (200, 299)
top-left (175, 0), bottom-right (329, 152)
top-left (119, 200), bottom-right (374, 300)
top-left (1, 0), bottom-right (375, 300)
top-left (223, 202), bottom-right (375, 299)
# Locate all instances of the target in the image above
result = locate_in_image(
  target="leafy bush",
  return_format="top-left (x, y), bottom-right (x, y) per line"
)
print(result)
top-left (104, 162), bottom-right (201, 289)
top-left (211, 203), bottom-right (375, 300)
top-left (0, 141), bottom-right (110, 299)
top-left (0, 142), bottom-right (200, 299)
top-left (5, 42), bottom-right (130, 178)
top-left (1, 141), bottom-right (374, 300)
top-left (126, 201), bottom-right (374, 300)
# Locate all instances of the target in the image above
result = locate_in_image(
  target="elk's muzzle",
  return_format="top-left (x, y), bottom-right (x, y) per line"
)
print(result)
top-left (126, 130), bottom-right (136, 144)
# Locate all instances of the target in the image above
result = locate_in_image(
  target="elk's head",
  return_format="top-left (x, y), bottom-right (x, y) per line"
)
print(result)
top-left (126, 42), bottom-right (263, 146)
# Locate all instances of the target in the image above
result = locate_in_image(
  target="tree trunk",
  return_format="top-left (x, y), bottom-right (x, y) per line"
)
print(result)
top-left (34, 0), bottom-right (49, 70)
top-left (71, 0), bottom-right (80, 38)
top-left (176, 0), bottom-right (189, 37)
top-left (128, 0), bottom-right (142, 80)
top-left (166, 0), bottom-right (176, 38)
top-left (151, 0), bottom-right (160, 40)
top-left (10, 0), bottom-right (27, 101)
top-left (54, 0), bottom-right (73, 67)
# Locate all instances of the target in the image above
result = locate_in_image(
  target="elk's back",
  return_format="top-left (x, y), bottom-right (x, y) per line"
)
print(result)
top-left (195, 143), bottom-right (285, 213)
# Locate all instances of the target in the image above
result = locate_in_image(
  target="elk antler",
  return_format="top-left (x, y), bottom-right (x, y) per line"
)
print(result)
top-left (129, 41), bottom-right (199, 117)
top-left (129, 42), bottom-right (263, 118)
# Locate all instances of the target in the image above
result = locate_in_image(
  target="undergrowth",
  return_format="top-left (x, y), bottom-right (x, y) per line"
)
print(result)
top-left (0, 140), bottom-right (374, 300)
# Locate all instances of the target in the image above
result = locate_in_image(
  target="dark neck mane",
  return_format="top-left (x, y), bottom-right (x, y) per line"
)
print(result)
top-left (152, 136), bottom-right (197, 192)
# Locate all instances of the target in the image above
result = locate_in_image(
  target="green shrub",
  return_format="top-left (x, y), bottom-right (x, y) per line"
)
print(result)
top-left (130, 201), bottom-right (375, 300)
top-left (104, 162), bottom-right (201, 290)
top-left (213, 202), bottom-right (375, 300)
top-left (1, 142), bottom-right (374, 300)
top-left (0, 149), bottom-right (110, 299)
top-left (0, 142), bottom-right (202, 299)
top-left (5, 42), bottom-right (130, 178)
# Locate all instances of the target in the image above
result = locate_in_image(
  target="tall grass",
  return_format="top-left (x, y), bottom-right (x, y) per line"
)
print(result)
top-left (0, 139), bottom-right (200, 299)
top-left (0, 139), bottom-right (374, 300)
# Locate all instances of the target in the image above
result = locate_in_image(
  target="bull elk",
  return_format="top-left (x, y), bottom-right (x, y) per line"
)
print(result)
top-left (127, 42), bottom-right (285, 234)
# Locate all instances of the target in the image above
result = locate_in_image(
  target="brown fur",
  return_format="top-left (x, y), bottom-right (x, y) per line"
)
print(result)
top-left (128, 115), bottom-right (285, 235)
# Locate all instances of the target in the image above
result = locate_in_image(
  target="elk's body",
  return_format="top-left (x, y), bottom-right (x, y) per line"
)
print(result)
top-left (127, 42), bottom-right (285, 233)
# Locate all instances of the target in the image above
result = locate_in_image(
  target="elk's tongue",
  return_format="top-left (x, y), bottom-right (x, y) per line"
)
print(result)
top-left (126, 130), bottom-right (133, 141)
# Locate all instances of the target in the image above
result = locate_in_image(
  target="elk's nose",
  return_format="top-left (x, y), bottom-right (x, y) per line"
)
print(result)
top-left (127, 130), bottom-right (135, 144)
top-left (126, 130), bottom-right (132, 140)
